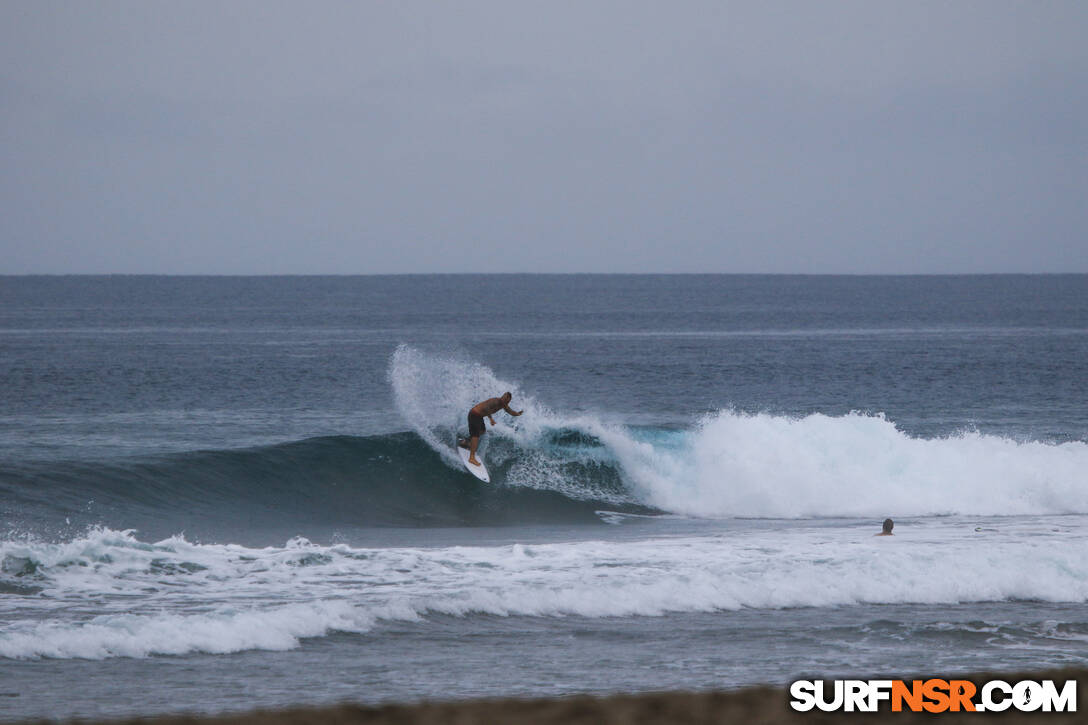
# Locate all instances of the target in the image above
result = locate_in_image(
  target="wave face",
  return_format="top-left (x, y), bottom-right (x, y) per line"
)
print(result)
top-left (3, 522), bottom-right (1087, 660)
top-left (6, 346), bottom-right (1087, 536)
top-left (392, 346), bottom-right (1088, 519)
top-left (0, 433), bottom-right (644, 534)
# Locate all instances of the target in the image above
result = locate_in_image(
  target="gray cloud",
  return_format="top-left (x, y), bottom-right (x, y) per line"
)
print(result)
top-left (2, 1), bottom-right (1086, 273)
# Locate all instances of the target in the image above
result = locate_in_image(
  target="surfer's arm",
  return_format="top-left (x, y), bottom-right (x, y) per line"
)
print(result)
top-left (503, 405), bottom-right (523, 417)
top-left (488, 416), bottom-right (496, 426)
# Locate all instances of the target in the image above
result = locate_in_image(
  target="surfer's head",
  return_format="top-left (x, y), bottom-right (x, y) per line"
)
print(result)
top-left (501, 392), bottom-right (512, 403)
top-left (882, 518), bottom-right (894, 534)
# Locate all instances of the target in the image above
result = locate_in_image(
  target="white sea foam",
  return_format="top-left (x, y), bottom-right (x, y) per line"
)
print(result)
top-left (0, 600), bottom-right (373, 660)
top-left (638, 410), bottom-right (1088, 518)
top-left (390, 346), bottom-right (1088, 518)
top-left (3, 521), bottom-right (1088, 659)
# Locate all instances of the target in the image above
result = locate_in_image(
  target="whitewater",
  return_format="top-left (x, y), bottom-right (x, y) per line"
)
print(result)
top-left (4, 515), bottom-right (1088, 661)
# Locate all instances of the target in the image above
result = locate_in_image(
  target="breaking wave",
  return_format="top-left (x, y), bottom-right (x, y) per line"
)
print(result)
top-left (3, 346), bottom-right (1086, 541)
top-left (390, 345), bottom-right (1088, 519)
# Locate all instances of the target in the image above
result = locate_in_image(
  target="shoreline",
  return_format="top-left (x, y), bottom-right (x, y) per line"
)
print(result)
top-left (34, 667), bottom-right (1087, 725)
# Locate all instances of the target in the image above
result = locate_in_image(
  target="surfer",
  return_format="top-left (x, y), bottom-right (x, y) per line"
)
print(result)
top-left (875, 518), bottom-right (894, 536)
top-left (458, 392), bottom-right (522, 467)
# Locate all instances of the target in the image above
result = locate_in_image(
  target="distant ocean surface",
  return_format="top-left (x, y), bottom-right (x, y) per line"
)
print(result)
top-left (2, 275), bottom-right (1087, 721)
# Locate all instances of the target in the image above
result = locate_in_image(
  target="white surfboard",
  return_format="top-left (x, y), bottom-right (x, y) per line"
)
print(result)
top-left (457, 444), bottom-right (490, 482)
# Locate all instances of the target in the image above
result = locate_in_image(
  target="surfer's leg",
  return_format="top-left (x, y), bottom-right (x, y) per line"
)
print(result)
top-left (466, 412), bottom-right (485, 464)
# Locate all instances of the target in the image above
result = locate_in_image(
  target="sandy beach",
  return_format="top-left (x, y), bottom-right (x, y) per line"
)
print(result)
top-left (33, 668), bottom-right (1084, 725)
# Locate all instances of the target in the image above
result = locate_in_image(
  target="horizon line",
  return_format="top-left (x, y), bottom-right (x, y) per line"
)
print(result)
top-left (3, 271), bottom-right (1087, 278)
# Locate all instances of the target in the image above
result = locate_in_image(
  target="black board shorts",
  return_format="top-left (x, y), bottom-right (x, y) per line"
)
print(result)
top-left (468, 413), bottom-right (486, 438)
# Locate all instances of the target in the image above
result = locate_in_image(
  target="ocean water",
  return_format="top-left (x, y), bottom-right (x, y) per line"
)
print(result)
top-left (1, 275), bottom-right (1087, 721)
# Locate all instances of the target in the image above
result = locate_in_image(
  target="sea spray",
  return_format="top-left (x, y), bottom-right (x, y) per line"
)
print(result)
top-left (389, 344), bottom-right (537, 466)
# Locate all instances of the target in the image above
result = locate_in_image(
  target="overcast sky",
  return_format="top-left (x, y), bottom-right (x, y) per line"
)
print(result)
top-left (2, 1), bottom-right (1086, 273)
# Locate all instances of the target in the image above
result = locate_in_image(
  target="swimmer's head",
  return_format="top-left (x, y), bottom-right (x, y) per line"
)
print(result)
top-left (882, 518), bottom-right (894, 534)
